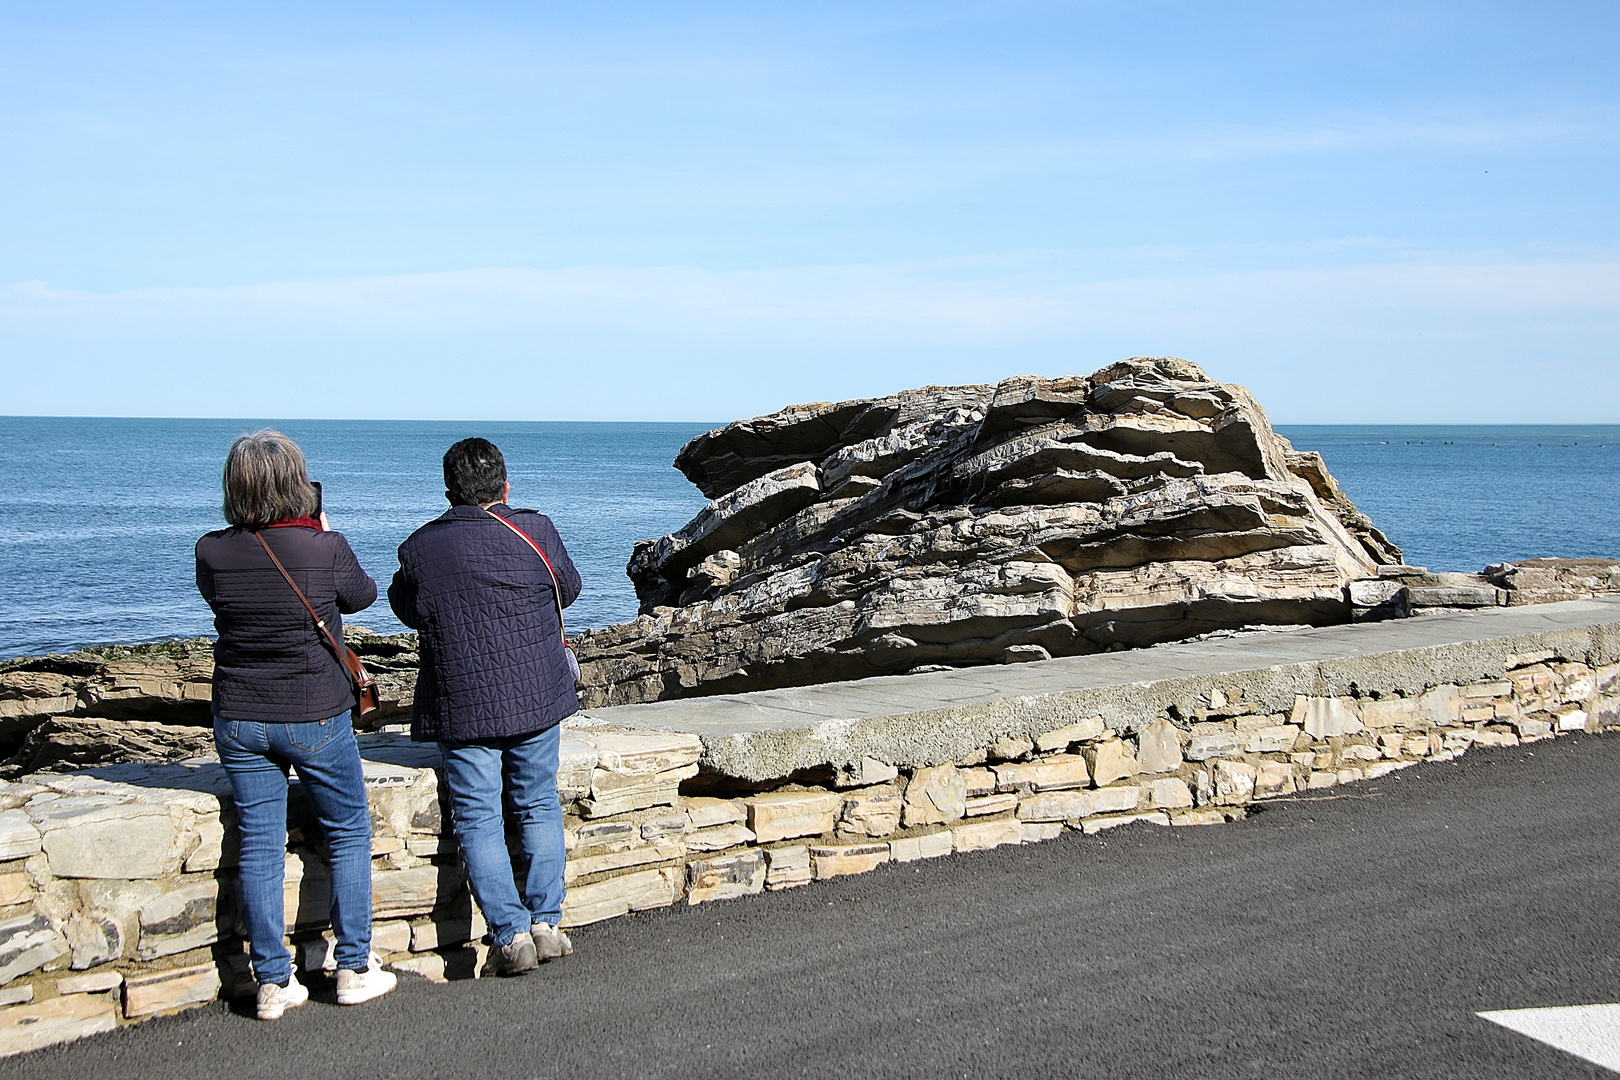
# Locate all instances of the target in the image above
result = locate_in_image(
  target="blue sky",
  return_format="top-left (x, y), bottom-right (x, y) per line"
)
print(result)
top-left (1, 1), bottom-right (1615, 422)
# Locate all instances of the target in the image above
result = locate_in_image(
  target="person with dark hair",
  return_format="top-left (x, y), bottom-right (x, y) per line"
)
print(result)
top-left (195, 430), bottom-right (396, 1020)
top-left (388, 437), bottom-right (583, 975)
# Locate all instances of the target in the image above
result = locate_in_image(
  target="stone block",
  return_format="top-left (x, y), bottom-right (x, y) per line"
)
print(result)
top-left (405, 836), bottom-right (457, 858)
top-left (962, 793), bottom-right (1019, 817)
top-left (1146, 778), bottom-right (1193, 809)
top-left (53, 968), bottom-right (124, 996)
top-left (0, 992), bottom-right (117, 1057)
top-left (686, 850), bottom-right (766, 904)
top-left (889, 832), bottom-right (953, 862)
top-left (1083, 741), bottom-right (1138, 787)
top-left (1401, 735), bottom-right (1431, 758)
top-left (1360, 698), bottom-right (1418, 728)
top-left (902, 765), bottom-right (967, 826)
top-left (1082, 811), bottom-right (1171, 834)
top-left (950, 819), bottom-right (1022, 853)
top-left (182, 814), bottom-right (235, 873)
top-left (573, 820), bottom-right (639, 851)
top-left (1364, 760), bottom-right (1416, 779)
top-left (0, 811), bottom-right (42, 862)
top-left (1213, 761), bottom-right (1257, 805)
top-left (959, 768), bottom-right (997, 798)
top-left (838, 790), bottom-right (902, 838)
top-left (1244, 726), bottom-right (1300, 753)
top-left (1171, 809), bottom-right (1227, 826)
top-left (580, 765), bottom-right (696, 818)
top-left (1461, 680), bottom-right (1513, 700)
top-left (0, 987), bottom-right (29, 1007)
top-left (565, 842), bottom-right (685, 884)
top-left (1290, 697), bottom-right (1364, 739)
top-left (372, 865), bottom-right (464, 918)
top-left (764, 846), bottom-right (812, 890)
top-left (1136, 718), bottom-right (1183, 773)
top-left (747, 791), bottom-right (843, 843)
top-left (993, 755), bottom-right (1090, 793)
top-left (1020, 822), bottom-right (1065, 843)
top-left (137, 878), bottom-right (221, 960)
top-left (1185, 731), bottom-right (1242, 761)
top-left (64, 909), bottom-right (122, 970)
top-left (1472, 726), bottom-right (1519, 747)
top-left (1015, 791), bottom-right (1093, 822)
top-left (1555, 707), bottom-right (1589, 731)
top-left (36, 801), bottom-right (197, 880)
top-left (559, 867), bottom-right (680, 928)
top-left (684, 823), bottom-right (756, 853)
top-left (373, 919), bottom-right (413, 954)
top-left (1417, 685), bottom-right (1462, 725)
top-left (1340, 743), bottom-right (1381, 762)
top-left (639, 811), bottom-right (690, 841)
top-left (833, 757), bottom-right (900, 788)
top-left (0, 913), bottom-right (67, 986)
top-left (990, 734), bottom-right (1035, 760)
top-left (1337, 767), bottom-right (1364, 784)
top-left (409, 909), bottom-right (487, 952)
top-left (1090, 786), bottom-right (1144, 815)
top-left (123, 960), bottom-right (221, 1018)
top-left (684, 798), bottom-right (747, 830)
top-left (1034, 715), bottom-right (1105, 752)
top-left (1308, 771), bottom-right (1337, 789)
top-left (0, 871), bottom-right (31, 909)
top-left (808, 843), bottom-right (890, 880)
top-left (591, 731), bottom-right (703, 776)
top-left (1253, 762), bottom-right (1295, 798)
top-left (557, 735), bottom-right (599, 804)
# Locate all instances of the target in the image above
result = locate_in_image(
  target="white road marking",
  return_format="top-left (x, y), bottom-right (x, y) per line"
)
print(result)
top-left (1479, 1004), bottom-right (1620, 1073)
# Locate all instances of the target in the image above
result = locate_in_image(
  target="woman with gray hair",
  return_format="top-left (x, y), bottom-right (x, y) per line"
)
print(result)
top-left (195, 430), bottom-right (396, 1019)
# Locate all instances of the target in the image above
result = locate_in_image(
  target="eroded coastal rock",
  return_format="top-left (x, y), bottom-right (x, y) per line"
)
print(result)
top-left (570, 357), bottom-right (1404, 707)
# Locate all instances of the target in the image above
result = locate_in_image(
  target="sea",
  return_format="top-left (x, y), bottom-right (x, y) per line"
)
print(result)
top-left (0, 418), bottom-right (1615, 661)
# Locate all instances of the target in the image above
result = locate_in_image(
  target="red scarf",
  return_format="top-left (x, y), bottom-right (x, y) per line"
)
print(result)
top-left (266, 516), bottom-right (323, 530)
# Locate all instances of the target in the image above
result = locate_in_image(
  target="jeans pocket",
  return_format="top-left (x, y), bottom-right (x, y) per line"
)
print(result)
top-left (214, 719), bottom-right (241, 747)
top-left (288, 717), bottom-right (337, 752)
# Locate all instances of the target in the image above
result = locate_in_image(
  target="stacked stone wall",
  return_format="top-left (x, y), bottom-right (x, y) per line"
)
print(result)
top-left (1, 641), bottom-right (1617, 1056)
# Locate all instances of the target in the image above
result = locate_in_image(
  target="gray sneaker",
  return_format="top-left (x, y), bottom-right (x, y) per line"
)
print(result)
top-left (486, 933), bottom-right (539, 977)
top-left (531, 922), bottom-right (573, 960)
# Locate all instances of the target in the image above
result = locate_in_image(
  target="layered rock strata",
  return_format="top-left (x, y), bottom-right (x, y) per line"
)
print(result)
top-left (1, 602), bottom-right (1616, 1056)
top-left (574, 357), bottom-right (1405, 707)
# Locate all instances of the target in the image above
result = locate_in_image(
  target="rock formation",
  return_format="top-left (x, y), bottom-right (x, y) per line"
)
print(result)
top-left (571, 357), bottom-right (1404, 708)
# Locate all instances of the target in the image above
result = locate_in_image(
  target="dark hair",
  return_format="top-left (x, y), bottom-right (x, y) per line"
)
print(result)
top-left (444, 438), bottom-right (507, 506)
top-left (222, 430), bottom-right (319, 529)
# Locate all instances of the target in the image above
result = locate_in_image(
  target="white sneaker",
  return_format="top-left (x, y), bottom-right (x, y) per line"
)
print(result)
top-left (335, 952), bottom-right (398, 1006)
top-left (531, 922), bottom-right (573, 960)
top-left (256, 977), bottom-right (309, 1021)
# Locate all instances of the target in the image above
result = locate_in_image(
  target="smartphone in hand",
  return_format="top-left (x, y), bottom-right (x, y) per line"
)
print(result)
top-left (311, 481), bottom-right (323, 515)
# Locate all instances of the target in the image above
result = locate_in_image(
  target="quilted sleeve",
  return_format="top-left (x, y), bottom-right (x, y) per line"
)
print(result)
top-left (331, 533), bottom-right (378, 614)
top-left (533, 515), bottom-right (583, 609)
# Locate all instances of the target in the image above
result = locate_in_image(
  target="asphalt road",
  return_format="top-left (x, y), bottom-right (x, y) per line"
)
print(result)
top-left (12, 735), bottom-right (1620, 1079)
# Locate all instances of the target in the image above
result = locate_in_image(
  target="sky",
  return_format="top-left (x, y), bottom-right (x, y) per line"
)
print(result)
top-left (1, 1), bottom-right (1616, 423)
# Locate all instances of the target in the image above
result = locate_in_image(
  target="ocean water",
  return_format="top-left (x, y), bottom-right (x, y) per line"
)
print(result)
top-left (0, 418), bottom-right (1615, 660)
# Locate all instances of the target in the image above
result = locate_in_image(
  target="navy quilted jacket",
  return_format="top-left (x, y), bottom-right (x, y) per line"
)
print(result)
top-left (388, 504), bottom-right (583, 743)
top-left (196, 525), bottom-right (378, 723)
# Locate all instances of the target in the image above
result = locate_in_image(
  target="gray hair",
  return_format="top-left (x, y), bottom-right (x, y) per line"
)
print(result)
top-left (222, 430), bottom-right (319, 529)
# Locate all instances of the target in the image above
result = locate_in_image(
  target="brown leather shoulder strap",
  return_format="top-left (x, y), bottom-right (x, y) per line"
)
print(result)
top-left (254, 530), bottom-right (351, 663)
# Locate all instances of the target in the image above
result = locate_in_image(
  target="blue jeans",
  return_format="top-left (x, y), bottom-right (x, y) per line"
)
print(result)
top-left (439, 726), bottom-right (566, 946)
top-left (214, 713), bottom-right (373, 985)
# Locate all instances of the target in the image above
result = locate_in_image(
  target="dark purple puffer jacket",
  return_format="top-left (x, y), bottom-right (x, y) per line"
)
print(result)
top-left (196, 525), bottom-right (378, 722)
top-left (388, 504), bottom-right (582, 744)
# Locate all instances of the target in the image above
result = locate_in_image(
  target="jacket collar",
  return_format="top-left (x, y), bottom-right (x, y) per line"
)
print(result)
top-left (439, 502), bottom-right (511, 521)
